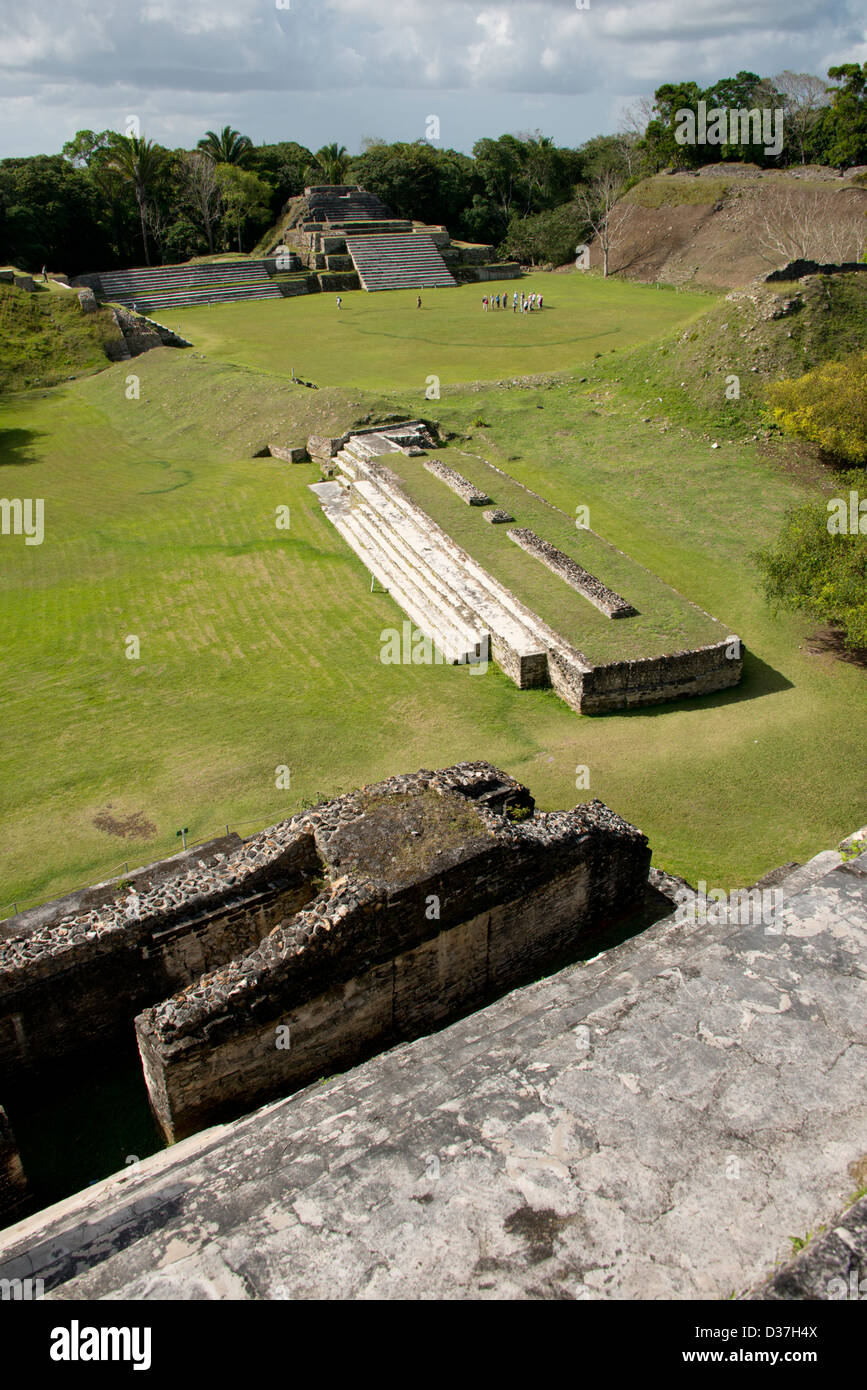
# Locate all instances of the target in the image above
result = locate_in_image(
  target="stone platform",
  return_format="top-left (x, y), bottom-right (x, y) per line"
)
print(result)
top-left (314, 426), bottom-right (742, 713)
top-left (0, 834), bottom-right (863, 1299)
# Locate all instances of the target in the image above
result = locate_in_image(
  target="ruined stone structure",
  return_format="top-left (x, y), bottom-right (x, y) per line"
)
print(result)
top-left (1, 825), bottom-right (863, 1299)
top-left (274, 185), bottom-right (520, 292)
top-left (0, 763), bottom-right (650, 1164)
top-left (74, 185), bottom-right (520, 310)
top-left (309, 421), bottom-right (743, 712)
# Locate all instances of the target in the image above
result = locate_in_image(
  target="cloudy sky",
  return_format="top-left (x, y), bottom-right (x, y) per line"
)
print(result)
top-left (0, 0), bottom-right (863, 158)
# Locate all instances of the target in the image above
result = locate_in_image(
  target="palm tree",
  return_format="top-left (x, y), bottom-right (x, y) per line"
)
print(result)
top-left (310, 143), bottom-right (350, 184)
top-left (106, 134), bottom-right (164, 265)
top-left (197, 127), bottom-right (253, 167)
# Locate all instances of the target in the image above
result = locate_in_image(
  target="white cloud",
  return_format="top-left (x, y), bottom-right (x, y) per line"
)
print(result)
top-left (0, 0), bottom-right (859, 156)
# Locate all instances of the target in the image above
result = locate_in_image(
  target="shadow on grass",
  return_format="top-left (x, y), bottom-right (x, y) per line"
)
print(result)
top-left (804, 625), bottom-right (867, 669)
top-left (0, 427), bottom-right (43, 467)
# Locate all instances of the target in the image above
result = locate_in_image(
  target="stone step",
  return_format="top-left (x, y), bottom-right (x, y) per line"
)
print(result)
top-left (771, 849), bottom-right (845, 900)
top-left (331, 511), bottom-right (479, 664)
top-left (91, 260), bottom-right (283, 310)
top-left (335, 447), bottom-right (550, 662)
top-left (106, 288), bottom-right (281, 311)
top-left (351, 482), bottom-right (498, 644)
top-left (348, 508), bottom-right (487, 663)
top-left (355, 473), bottom-right (553, 661)
top-left (345, 233), bottom-right (456, 292)
top-left (348, 500), bottom-right (487, 656)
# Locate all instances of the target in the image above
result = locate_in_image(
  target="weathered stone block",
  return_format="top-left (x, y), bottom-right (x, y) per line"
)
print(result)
top-left (268, 444), bottom-right (309, 463)
top-left (133, 763), bottom-right (650, 1141)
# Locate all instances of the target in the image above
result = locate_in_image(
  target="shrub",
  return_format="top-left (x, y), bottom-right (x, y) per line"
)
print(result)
top-left (753, 468), bottom-right (867, 649)
top-left (764, 350), bottom-right (867, 464)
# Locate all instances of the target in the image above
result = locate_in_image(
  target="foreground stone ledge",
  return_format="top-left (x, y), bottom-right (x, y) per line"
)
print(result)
top-left (134, 764), bottom-right (650, 1141)
top-left (1, 835), bottom-right (862, 1299)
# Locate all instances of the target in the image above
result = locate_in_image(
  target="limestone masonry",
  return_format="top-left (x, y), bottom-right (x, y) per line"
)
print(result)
top-left (507, 527), bottom-right (637, 618)
top-left (310, 420), bottom-right (743, 712)
top-left (0, 763), bottom-right (650, 1161)
top-left (1, 824), bottom-right (863, 1299)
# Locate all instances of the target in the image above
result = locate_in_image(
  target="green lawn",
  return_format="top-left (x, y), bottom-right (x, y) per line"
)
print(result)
top-left (169, 274), bottom-right (712, 391)
top-left (0, 272), bottom-right (863, 914)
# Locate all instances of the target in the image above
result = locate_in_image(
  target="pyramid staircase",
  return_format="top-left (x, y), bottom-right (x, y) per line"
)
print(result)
top-left (84, 260), bottom-right (282, 313)
top-left (319, 434), bottom-right (578, 684)
top-left (344, 234), bottom-right (456, 292)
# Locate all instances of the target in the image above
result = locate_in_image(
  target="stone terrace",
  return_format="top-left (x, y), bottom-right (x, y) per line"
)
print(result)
top-left (1, 833), bottom-right (863, 1299)
top-left (313, 425), bottom-right (742, 712)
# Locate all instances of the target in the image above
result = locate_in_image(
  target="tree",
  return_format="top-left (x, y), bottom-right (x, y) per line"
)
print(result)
top-left (105, 135), bottom-right (164, 265)
top-left (575, 168), bottom-right (628, 277)
top-left (700, 71), bottom-right (784, 165)
top-left (308, 143), bottom-right (350, 184)
top-left (500, 201), bottom-right (591, 267)
top-left (765, 351), bottom-right (867, 465)
top-left (754, 467), bottom-right (867, 650)
top-left (646, 81), bottom-right (704, 168)
top-left (0, 154), bottom-right (113, 274)
top-left (214, 164), bottom-right (271, 252)
top-left (246, 141), bottom-right (314, 213)
top-left (179, 151), bottom-right (221, 254)
top-left (197, 127), bottom-right (253, 167)
top-left (824, 64), bottom-right (867, 167)
top-left (61, 130), bottom-right (114, 169)
top-left (747, 185), bottom-right (866, 266)
top-left (773, 72), bottom-right (831, 164)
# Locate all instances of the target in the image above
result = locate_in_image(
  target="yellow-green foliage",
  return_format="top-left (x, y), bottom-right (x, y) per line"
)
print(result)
top-left (766, 350), bottom-right (867, 464)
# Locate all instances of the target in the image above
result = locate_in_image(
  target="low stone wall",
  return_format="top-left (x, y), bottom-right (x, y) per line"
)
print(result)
top-left (579, 638), bottom-right (743, 713)
top-left (423, 458), bottom-right (492, 505)
top-left (135, 765), bottom-right (650, 1141)
top-left (1, 835), bottom-right (241, 940)
top-left (268, 444), bottom-right (309, 463)
top-left (453, 264), bottom-right (522, 283)
top-left (508, 527), bottom-right (636, 618)
top-left (308, 433), bottom-right (350, 462)
top-left (0, 830), bottom-right (322, 1082)
top-left (276, 277), bottom-right (319, 297)
top-left (317, 271), bottom-right (361, 292)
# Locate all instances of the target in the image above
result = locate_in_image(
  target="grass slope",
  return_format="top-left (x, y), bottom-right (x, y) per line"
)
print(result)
top-left (0, 280), bottom-right (124, 392)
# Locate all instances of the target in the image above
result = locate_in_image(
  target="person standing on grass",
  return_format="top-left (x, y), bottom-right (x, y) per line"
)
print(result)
top-left (482, 295), bottom-right (488, 311)
top-left (417, 295), bottom-right (422, 309)
top-left (538, 293), bottom-right (543, 310)
top-left (336, 295), bottom-right (342, 309)
top-left (513, 291), bottom-right (518, 312)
